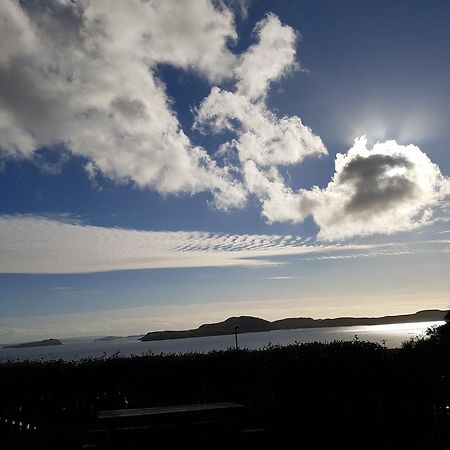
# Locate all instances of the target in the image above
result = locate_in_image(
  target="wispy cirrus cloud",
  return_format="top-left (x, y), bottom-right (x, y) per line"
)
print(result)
top-left (0, 214), bottom-right (407, 274)
top-left (1, 215), bottom-right (449, 274)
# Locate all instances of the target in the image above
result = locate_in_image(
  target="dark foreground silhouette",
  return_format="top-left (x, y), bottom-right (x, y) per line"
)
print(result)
top-left (1, 314), bottom-right (449, 449)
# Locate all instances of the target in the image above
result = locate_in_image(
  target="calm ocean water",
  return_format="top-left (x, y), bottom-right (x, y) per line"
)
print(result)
top-left (0, 321), bottom-right (444, 362)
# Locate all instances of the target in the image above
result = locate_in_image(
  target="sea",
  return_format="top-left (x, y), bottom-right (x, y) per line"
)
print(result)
top-left (0, 320), bottom-right (444, 362)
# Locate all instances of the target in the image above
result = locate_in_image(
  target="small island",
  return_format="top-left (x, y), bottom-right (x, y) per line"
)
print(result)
top-left (94, 336), bottom-right (124, 342)
top-left (94, 334), bottom-right (144, 342)
top-left (3, 338), bottom-right (62, 349)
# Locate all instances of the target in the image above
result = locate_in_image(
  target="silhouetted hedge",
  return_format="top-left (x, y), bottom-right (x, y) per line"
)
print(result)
top-left (0, 333), bottom-right (449, 449)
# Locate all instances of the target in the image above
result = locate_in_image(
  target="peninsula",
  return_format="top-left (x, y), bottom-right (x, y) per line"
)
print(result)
top-left (3, 338), bottom-right (62, 349)
top-left (140, 309), bottom-right (448, 342)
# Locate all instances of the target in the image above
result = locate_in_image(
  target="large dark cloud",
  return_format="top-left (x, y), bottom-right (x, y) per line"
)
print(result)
top-left (300, 137), bottom-right (450, 239)
top-left (339, 154), bottom-right (418, 214)
top-left (238, 137), bottom-right (449, 239)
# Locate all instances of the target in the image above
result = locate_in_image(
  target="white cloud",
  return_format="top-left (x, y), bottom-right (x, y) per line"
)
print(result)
top-left (241, 160), bottom-right (308, 223)
top-left (195, 14), bottom-right (326, 167)
top-left (195, 14), bottom-right (326, 219)
top-left (302, 137), bottom-right (450, 240)
top-left (0, 0), bottom-right (330, 217)
top-left (1, 2), bottom-right (448, 241)
top-left (195, 88), bottom-right (326, 167)
top-left (0, 0), bottom-right (245, 208)
top-left (235, 13), bottom-right (298, 101)
top-left (0, 1), bottom-right (329, 214)
top-left (248, 137), bottom-right (450, 239)
top-left (0, 215), bottom-right (386, 274)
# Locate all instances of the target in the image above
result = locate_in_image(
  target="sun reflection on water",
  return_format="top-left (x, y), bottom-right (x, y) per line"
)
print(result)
top-left (345, 321), bottom-right (445, 334)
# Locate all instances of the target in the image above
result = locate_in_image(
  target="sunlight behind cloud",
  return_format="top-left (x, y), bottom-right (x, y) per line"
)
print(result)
top-left (342, 97), bottom-right (446, 147)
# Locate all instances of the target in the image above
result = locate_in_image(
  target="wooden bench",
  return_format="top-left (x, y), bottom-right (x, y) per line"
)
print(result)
top-left (98, 401), bottom-right (244, 421)
top-left (84, 402), bottom-right (246, 447)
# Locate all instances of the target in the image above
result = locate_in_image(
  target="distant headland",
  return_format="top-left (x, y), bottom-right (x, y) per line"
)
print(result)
top-left (3, 338), bottom-right (62, 349)
top-left (140, 309), bottom-right (448, 342)
top-left (94, 334), bottom-right (144, 342)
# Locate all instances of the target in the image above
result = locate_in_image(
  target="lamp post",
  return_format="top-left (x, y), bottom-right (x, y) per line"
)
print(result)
top-left (234, 325), bottom-right (239, 350)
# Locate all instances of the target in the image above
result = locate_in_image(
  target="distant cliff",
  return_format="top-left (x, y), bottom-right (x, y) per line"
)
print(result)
top-left (4, 338), bottom-right (62, 349)
top-left (140, 309), bottom-right (448, 342)
top-left (140, 316), bottom-right (273, 341)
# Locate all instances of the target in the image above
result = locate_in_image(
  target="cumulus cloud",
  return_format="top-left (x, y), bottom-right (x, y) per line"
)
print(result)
top-left (0, 215), bottom-right (386, 274)
top-left (0, 0), bottom-right (327, 214)
top-left (195, 13), bottom-right (326, 166)
top-left (0, 0), bottom-right (248, 208)
top-left (235, 14), bottom-right (298, 101)
top-left (1, 2), bottom-right (448, 241)
top-left (262, 137), bottom-right (450, 239)
top-left (195, 13), bottom-right (326, 218)
top-left (0, 0), bottom-right (329, 216)
top-left (307, 137), bottom-right (450, 239)
top-left (196, 88), bottom-right (326, 167)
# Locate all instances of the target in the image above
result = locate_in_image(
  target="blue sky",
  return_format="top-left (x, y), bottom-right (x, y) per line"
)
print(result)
top-left (0, 0), bottom-right (449, 343)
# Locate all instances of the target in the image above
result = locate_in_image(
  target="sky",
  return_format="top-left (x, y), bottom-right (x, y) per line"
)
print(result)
top-left (0, 0), bottom-right (449, 343)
